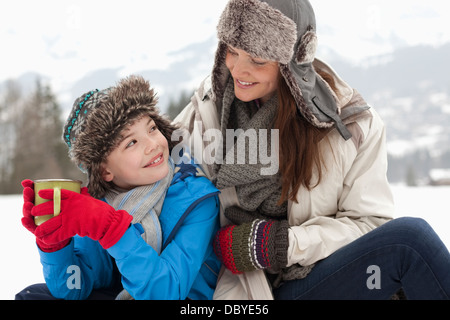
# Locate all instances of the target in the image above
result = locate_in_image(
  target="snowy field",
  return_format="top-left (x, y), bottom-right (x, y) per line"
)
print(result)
top-left (1, 185), bottom-right (449, 300)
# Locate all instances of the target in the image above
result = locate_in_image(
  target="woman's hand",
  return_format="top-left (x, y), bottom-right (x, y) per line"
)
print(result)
top-left (213, 219), bottom-right (289, 274)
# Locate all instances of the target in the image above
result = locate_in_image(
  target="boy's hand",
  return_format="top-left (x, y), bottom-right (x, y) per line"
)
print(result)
top-left (21, 179), bottom-right (70, 252)
top-left (32, 188), bottom-right (132, 249)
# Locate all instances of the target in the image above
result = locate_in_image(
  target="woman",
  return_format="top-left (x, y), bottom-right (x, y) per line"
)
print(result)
top-left (174, 0), bottom-right (450, 299)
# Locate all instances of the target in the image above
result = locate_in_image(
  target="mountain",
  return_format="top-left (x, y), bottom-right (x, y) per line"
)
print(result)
top-left (2, 38), bottom-right (450, 183)
top-left (329, 44), bottom-right (450, 157)
top-left (61, 37), bottom-right (218, 116)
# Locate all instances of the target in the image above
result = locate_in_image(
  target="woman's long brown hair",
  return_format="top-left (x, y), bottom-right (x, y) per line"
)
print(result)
top-left (274, 72), bottom-right (333, 205)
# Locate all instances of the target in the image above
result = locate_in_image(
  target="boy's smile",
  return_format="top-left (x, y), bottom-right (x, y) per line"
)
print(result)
top-left (144, 153), bottom-right (164, 168)
top-left (101, 116), bottom-right (170, 190)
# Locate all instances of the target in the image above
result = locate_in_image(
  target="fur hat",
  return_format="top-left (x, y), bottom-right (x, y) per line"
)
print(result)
top-left (62, 75), bottom-right (179, 198)
top-left (213, 0), bottom-right (351, 140)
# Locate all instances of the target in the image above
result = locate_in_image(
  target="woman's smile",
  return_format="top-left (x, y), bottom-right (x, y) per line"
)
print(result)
top-left (235, 79), bottom-right (258, 89)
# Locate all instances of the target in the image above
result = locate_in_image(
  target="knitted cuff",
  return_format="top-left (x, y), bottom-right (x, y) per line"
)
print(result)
top-left (266, 219), bottom-right (289, 273)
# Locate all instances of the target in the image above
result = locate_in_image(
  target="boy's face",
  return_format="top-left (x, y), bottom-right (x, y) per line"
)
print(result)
top-left (101, 116), bottom-right (170, 190)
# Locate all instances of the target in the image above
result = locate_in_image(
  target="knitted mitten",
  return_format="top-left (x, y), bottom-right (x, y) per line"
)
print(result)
top-left (213, 219), bottom-right (289, 274)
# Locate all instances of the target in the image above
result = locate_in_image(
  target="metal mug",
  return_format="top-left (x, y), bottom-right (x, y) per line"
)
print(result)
top-left (33, 179), bottom-right (82, 226)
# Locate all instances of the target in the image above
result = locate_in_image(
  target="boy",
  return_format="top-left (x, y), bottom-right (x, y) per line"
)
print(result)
top-left (17, 75), bottom-right (220, 300)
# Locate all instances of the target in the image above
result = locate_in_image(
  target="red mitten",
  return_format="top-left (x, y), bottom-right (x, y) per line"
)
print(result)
top-left (21, 179), bottom-right (69, 252)
top-left (32, 188), bottom-right (133, 249)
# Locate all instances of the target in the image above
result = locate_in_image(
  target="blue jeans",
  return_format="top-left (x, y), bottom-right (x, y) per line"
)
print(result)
top-left (274, 217), bottom-right (450, 300)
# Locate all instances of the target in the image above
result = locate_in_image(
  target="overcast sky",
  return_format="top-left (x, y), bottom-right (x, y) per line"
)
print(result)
top-left (2, 0), bottom-right (449, 85)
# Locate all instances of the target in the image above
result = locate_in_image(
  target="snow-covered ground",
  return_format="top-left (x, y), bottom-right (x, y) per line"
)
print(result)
top-left (1, 185), bottom-right (449, 300)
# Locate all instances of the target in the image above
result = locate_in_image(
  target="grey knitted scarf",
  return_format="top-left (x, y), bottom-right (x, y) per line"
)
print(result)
top-left (104, 158), bottom-right (174, 299)
top-left (215, 79), bottom-right (287, 222)
top-left (215, 79), bottom-right (314, 285)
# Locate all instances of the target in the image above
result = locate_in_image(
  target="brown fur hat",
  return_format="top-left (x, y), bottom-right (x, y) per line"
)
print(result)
top-left (63, 75), bottom-right (179, 198)
top-left (213, 0), bottom-right (351, 140)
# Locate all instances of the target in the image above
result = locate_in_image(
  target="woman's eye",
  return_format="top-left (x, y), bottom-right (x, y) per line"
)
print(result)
top-left (149, 125), bottom-right (157, 133)
top-left (251, 59), bottom-right (266, 66)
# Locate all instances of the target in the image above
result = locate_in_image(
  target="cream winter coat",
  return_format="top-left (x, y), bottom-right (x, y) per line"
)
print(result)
top-left (174, 59), bottom-right (395, 299)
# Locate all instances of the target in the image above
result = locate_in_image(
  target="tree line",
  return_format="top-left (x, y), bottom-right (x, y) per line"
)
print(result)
top-left (0, 78), bottom-right (191, 194)
top-left (0, 77), bottom-right (445, 194)
top-left (0, 79), bottom-right (84, 194)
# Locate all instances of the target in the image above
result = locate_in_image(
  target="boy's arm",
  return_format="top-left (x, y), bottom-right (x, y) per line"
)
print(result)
top-left (38, 236), bottom-right (116, 300)
top-left (108, 195), bottom-right (219, 300)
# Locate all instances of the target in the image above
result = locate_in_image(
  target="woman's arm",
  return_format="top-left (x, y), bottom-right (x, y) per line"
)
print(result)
top-left (287, 108), bottom-right (395, 266)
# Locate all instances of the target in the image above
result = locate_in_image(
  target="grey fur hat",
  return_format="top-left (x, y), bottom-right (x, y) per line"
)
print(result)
top-left (63, 75), bottom-right (179, 198)
top-left (213, 0), bottom-right (351, 140)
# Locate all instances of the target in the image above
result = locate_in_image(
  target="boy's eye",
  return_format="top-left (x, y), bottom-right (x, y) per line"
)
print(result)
top-left (150, 125), bottom-right (157, 132)
top-left (228, 47), bottom-right (237, 56)
top-left (126, 139), bottom-right (137, 148)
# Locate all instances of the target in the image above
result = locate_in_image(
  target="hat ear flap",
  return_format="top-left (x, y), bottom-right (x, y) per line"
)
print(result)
top-left (295, 29), bottom-right (318, 64)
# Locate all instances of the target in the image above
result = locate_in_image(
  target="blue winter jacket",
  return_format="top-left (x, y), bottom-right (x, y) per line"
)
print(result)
top-left (37, 162), bottom-right (221, 300)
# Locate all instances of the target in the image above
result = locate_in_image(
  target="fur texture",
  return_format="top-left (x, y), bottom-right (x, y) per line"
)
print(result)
top-left (63, 75), bottom-right (179, 198)
top-left (217, 0), bottom-right (297, 64)
top-left (296, 28), bottom-right (317, 64)
top-left (212, 0), bottom-right (351, 137)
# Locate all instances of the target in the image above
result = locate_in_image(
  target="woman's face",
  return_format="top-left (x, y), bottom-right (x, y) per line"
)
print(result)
top-left (225, 46), bottom-right (280, 104)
